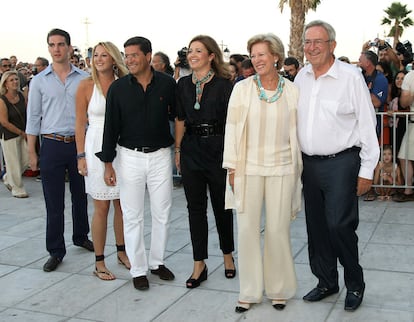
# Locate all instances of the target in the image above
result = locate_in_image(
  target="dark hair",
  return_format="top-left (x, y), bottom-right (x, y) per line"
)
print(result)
top-left (390, 70), bottom-right (408, 99)
top-left (36, 57), bottom-right (49, 66)
top-left (47, 28), bottom-right (71, 45)
top-left (123, 36), bottom-right (152, 55)
top-left (153, 51), bottom-right (174, 76)
top-left (284, 56), bottom-right (299, 68)
top-left (230, 54), bottom-right (245, 63)
top-left (241, 58), bottom-right (253, 69)
top-left (362, 50), bottom-right (378, 66)
top-left (376, 61), bottom-right (392, 83)
top-left (188, 35), bottom-right (231, 79)
top-left (229, 61), bottom-right (239, 73)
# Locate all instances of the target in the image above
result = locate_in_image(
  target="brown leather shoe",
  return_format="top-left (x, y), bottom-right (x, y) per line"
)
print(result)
top-left (133, 276), bottom-right (149, 290)
top-left (150, 265), bottom-right (175, 280)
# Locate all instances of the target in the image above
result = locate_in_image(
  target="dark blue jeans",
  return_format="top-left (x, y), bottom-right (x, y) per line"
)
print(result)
top-left (40, 138), bottom-right (89, 259)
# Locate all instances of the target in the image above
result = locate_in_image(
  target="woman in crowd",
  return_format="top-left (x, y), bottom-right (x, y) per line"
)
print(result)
top-left (175, 35), bottom-right (236, 289)
top-left (389, 70), bottom-right (408, 154)
top-left (75, 42), bottom-right (130, 280)
top-left (0, 71), bottom-right (29, 198)
top-left (223, 33), bottom-right (302, 312)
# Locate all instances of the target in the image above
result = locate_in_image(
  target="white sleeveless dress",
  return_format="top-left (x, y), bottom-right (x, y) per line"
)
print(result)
top-left (84, 85), bottom-right (120, 200)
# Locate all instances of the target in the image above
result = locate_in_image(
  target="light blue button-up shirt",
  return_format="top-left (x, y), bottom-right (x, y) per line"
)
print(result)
top-left (26, 64), bottom-right (89, 136)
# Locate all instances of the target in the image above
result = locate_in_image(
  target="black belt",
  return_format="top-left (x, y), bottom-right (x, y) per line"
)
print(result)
top-left (303, 146), bottom-right (360, 160)
top-left (186, 123), bottom-right (224, 137)
top-left (126, 146), bottom-right (160, 153)
top-left (43, 134), bottom-right (75, 143)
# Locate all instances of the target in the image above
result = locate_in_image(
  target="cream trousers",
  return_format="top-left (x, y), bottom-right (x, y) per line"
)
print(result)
top-left (237, 174), bottom-right (297, 303)
top-left (1, 135), bottom-right (29, 196)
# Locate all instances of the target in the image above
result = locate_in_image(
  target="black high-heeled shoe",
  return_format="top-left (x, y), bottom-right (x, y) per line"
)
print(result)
top-left (224, 257), bottom-right (236, 279)
top-left (186, 264), bottom-right (208, 289)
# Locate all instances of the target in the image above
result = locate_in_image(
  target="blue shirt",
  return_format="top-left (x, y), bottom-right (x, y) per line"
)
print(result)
top-left (363, 70), bottom-right (388, 112)
top-left (26, 64), bottom-right (89, 136)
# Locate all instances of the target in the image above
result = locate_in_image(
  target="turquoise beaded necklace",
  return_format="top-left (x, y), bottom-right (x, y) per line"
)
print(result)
top-left (192, 69), bottom-right (213, 110)
top-left (254, 73), bottom-right (285, 103)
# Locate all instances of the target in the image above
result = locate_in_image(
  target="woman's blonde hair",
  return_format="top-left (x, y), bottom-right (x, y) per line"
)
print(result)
top-left (90, 41), bottom-right (128, 94)
top-left (0, 71), bottom-right (20, 95)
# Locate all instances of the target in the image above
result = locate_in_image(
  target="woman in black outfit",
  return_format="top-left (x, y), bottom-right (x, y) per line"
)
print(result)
top-left (175, 35), bottom-right (235, 288)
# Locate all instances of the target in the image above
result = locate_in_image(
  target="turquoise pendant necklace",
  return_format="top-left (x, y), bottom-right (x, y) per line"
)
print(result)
top-left (254, 73), bottom-right (285, 103)
top-left (192, 70), bottom-right (213, 110)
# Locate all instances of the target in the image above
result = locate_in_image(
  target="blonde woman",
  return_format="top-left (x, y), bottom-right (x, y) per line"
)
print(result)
top-left (75, 42), bottom-right (130, 280)
top-left (0, 71), bottom-right (29, 198)
top-left (223, 33), bottom-right (302, 312)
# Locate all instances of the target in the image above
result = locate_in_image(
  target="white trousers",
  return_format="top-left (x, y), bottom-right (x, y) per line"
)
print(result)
top-left (0, 136), bottom-right (29, 196)
top-left (118, 147), bottom-right (172, 277)
top-left (237, 174), bottom-right (297, 303)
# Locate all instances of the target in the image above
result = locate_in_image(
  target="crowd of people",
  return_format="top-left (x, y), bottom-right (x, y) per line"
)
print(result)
top-left (0, 19), bottom-right (413, 316)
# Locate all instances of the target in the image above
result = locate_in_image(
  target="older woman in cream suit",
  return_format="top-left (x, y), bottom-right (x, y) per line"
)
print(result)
top-left (223, 33), bottom-right (302, 313)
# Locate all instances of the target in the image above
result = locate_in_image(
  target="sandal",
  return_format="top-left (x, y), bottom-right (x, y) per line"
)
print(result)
top-left (116, 244), bottom-right (131, 269)
top-left (94, 255), bottom-right (115, 280)
top-left (393, 192), bottom-right (414, 202)
top-left (93, 268), bottom-right (115, 280)
top-left (235, 301), bottom-right (251, 313)
top-left (363, 193), bottom-right (377, 201)
top-left (224, 256), bottom-right (236, 279)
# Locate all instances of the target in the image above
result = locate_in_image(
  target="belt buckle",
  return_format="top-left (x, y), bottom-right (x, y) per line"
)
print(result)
top-left (142, 147), bottom-right (150, 153)
top-left (63, 136), bottom-right (72, 143)
top-left (328, 153), bottom-right (336, 158)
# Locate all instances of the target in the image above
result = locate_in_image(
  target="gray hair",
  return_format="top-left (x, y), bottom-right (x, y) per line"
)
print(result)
top-left (304, 20), bottom-right (336, 41)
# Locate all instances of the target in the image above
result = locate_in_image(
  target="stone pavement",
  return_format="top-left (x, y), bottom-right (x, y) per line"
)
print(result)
top-left (0, 177), bottom-right (413, 322)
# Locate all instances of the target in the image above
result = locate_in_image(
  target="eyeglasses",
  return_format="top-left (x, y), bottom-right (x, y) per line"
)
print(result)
top-left (303, 39), bottom-right (331, 47)
top-left (2, 64), bottom-right (11, 68)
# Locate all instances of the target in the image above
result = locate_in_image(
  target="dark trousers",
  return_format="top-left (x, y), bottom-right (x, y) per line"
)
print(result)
top-left (181, 165), bottom-right (234, 261)
top-left (40, 139), bottom-right (89, 259)
top-left (302, 149), bottom-right (364, 291)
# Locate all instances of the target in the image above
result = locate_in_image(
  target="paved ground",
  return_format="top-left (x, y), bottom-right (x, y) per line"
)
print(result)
top-left (0, 176), bottom-right (413, 322)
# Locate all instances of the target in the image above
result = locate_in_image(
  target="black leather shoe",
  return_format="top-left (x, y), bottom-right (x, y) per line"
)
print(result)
top-left (74, 239), bottom-right (94, 252)
top-left (235, 302), bottom-right (250, 313)
top-left (43, 256), bottom-right (61, 272)
top-left (133, 276), bottom-right (149, 290)
top-left (344, 285), bottom-right (365, 311)
top-left (150, 265), bottom-right (175, 280)
top-left (303, 286), bottom-right (339, 302)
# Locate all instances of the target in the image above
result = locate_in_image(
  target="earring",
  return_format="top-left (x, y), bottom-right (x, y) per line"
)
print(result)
top-left (274, 61), bottom-right (278, 68)
top-left (112, 65), bottom-right (119, 76)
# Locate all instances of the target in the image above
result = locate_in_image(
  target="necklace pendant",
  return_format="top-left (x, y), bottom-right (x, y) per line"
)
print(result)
top-left (194, 101), bottom-right (200, 110)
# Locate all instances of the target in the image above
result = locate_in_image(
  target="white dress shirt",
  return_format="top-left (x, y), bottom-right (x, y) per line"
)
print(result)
top-left (295, 59), bottom-right (379, 179)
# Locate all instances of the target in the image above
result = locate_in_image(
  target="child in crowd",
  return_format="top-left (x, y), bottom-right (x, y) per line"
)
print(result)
top-left (373, 145), bottom-right (403, 200)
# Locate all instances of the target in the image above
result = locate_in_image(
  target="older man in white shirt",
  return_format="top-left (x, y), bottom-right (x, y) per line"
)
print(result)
top-left (295, 20), bottom-right (379, 312)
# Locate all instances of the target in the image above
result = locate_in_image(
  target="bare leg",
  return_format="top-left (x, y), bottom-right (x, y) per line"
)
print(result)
top-left (113, 199), bottom-right (130, 269)
top-left (92, 199), bottom-right (114, 279)
top-left (399, 159), bottom-right (413, 195)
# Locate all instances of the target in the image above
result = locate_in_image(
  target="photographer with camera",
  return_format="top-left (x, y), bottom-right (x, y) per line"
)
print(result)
top-left (174, 47), bottom-right (191, 81)
top-left (363, 38), bottom-right (401, 77)
top-left (283, 56), bottom-right (301, 81)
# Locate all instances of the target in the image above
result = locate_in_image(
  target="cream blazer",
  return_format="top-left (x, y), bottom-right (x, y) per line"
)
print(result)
top-left (222, 76), bottom-right (303, 218)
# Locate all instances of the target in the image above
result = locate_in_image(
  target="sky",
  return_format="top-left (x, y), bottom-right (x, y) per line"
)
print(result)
top-left (2, 0), bottom-right (414, 65)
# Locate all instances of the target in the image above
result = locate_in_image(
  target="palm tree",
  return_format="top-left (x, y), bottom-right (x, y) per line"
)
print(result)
top-left (381, 2), bottom-right (413, 47)
top-left (279, 0), bottom-right (322, 63)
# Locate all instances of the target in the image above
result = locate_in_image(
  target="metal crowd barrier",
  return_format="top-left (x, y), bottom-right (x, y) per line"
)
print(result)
top-left (373, 111), bottom-right (414, 189)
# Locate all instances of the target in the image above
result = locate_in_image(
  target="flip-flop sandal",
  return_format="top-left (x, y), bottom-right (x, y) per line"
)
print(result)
top-left (363, 194), bottom-right (376, 201)
top-left (93, 268), bottom-right (116, 281)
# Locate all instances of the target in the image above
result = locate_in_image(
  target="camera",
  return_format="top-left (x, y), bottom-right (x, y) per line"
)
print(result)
top-left (369, 41), bottom-right (378, 47)
top-left (176, 47), bottom-right (189, 69)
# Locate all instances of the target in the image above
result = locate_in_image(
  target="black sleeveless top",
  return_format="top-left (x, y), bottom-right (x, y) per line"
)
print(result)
top-left (0, 92), bottom-right (26, 140)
